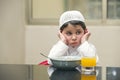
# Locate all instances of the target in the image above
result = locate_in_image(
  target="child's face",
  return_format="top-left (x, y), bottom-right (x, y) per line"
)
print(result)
top-left (62, 24), bottom-right (85, 47)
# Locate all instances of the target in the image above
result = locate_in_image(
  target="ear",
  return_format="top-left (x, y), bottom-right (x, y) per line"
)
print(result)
top-left (84, 29), bottom-right (88, 34)
top-left (60, 30), bottom-right (62, 33)
top-left (58, 30), bottom-right (62, 34)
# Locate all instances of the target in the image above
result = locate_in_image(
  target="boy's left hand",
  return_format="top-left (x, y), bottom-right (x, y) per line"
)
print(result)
top-left (81, 29), bottom-right (91, 43)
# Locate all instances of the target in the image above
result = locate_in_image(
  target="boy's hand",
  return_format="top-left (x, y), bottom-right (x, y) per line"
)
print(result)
top-left (81, 29), bottom-right (91, 43)
top-left (58, 31), bottom-right (68, 45)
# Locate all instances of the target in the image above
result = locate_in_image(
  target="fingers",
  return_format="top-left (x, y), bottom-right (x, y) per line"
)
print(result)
top-left (81, 30), bottom-right (91, 43)
top-left (58, 31), bottom-right (64, 39)
top-left (58, 30), bottom-right (68, 45)
top-left (85, 30), bottom-right (91, 39)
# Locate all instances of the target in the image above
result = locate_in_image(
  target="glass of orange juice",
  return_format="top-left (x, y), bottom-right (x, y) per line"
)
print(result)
top-left (81, 56), bottom-right (96, 74)
top-left (81, 57), bottom-right (96, 67)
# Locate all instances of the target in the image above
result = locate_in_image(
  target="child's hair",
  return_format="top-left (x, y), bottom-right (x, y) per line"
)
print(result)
top-left (60, 20), bottom-right (86, 32)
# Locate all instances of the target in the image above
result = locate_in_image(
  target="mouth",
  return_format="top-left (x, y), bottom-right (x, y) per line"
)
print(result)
top-left (71, 42), bottom-right (78, 45)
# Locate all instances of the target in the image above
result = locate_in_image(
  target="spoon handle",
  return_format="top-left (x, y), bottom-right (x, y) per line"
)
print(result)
top-left (40, 53), bottom-right (49, 59)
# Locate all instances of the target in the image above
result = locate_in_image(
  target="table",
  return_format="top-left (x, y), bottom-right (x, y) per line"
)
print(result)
top-left (0, 64), bottom-right (120, 80)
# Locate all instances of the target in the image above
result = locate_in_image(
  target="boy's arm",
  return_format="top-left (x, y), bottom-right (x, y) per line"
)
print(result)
top-left (48, 40), bottom-right (69, 58)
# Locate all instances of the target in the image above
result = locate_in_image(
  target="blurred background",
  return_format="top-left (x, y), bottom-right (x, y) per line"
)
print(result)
top-left (0, 0), bottom-right (120, 67)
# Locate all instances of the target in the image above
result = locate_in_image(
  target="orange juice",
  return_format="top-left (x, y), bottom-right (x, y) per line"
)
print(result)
top-left (81, 57), bottom-right (96, 67)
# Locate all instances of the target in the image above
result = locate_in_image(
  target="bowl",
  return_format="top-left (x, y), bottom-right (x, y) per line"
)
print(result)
top-left (50, 56), bottom-right (81, 70)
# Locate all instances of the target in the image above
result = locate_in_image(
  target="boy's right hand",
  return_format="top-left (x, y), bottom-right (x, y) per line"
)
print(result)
top-left (58, 31), bottom-right (68, 45)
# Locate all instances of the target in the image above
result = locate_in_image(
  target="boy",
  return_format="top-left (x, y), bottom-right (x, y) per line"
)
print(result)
top-left (48, 10), bottom-right (98, 61)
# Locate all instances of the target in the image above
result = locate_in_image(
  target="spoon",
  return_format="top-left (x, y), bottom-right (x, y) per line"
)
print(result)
top-left (40, 53), bottom-right (51, 59)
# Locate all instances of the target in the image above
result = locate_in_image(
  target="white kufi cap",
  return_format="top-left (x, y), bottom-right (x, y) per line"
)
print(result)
top-left (59, 10), bottom-right (85, 28)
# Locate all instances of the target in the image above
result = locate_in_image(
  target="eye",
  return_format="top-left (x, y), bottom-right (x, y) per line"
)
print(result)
top-left (66, 31), bottom-right (72, 36)
top-left (76, 31), bottom-right (81, 35)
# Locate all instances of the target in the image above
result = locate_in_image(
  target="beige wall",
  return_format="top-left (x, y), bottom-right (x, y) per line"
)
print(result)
top-left (0, 0), bottom-right (25, 64)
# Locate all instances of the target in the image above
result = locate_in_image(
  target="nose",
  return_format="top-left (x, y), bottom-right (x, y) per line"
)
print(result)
top-left (72, 34), bottom-right (77, 41)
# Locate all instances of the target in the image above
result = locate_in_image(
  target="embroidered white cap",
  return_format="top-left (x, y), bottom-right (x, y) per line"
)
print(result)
top-left (59, 10), bottom-right (85, 29)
